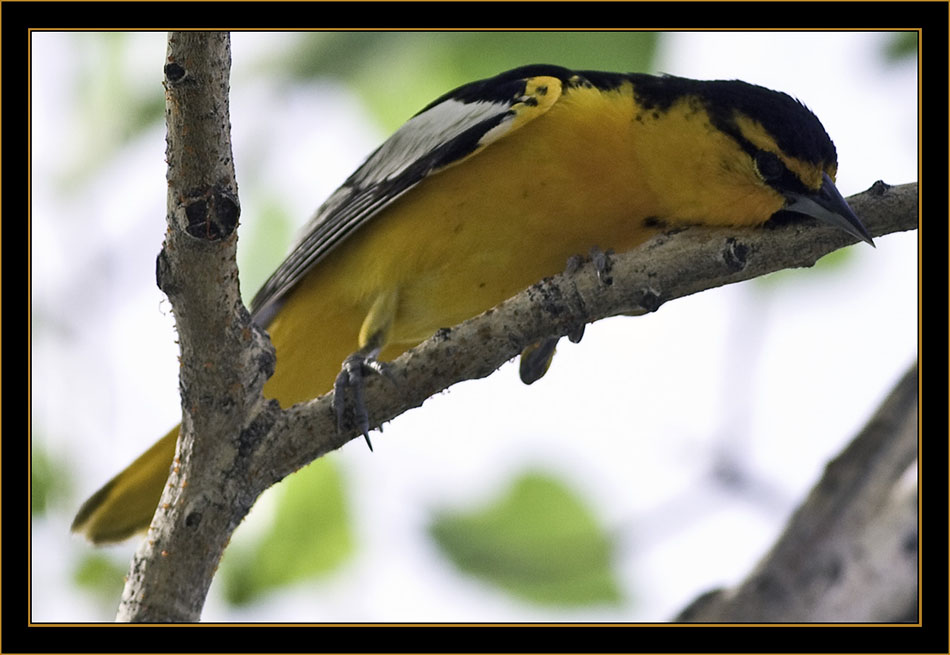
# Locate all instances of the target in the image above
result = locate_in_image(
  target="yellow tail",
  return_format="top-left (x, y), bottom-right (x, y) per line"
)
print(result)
top-left (71, 426), bottom-right (181, 544)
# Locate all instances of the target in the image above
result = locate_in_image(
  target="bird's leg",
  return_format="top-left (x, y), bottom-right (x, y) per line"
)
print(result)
top-left (334, 343), bottom-right (394, 451)
top-left (335, 290), bottom-right (400, 450)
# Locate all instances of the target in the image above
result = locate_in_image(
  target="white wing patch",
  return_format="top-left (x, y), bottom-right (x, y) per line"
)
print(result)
top-left (353, 99), bottom-right (512, 186)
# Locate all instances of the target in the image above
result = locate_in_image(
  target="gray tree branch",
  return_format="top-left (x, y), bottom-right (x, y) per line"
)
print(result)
top-left (676, 361), bottom-right (918, 622)
top-left (116, 32), bottom-right (277, 623)
top-left (117, 31), bottom-right (919, 622)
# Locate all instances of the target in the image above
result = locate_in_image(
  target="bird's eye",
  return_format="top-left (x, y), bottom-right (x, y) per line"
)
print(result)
top-left (754, 150), bottom-right (785, 182)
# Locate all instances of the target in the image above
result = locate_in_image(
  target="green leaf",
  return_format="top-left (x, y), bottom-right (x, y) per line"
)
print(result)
top-left (238, 194), bottom-right (295, 305)
top-left (430, 470), bottom-right (622, 607)
top-left (31, 441), bottom-right (72, 516)
top-left (755, 244), bottom-right (859, 289)
top-left (220, 458), bottom-right (354, 605)
top-left (883, 32), bottom-right (918, 63)
top-left (72, 552), bottom-right (127, 602)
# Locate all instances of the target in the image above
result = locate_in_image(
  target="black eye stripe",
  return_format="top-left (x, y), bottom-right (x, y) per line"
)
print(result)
top-left (751, 149), bottom-right (814, 196)
top-left (755, 150), bottom-right (785, 181)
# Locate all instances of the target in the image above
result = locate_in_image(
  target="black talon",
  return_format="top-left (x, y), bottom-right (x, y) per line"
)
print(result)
top-left (333, 347), bottom-right (393, 451)
top-left (518, 253), bottom-right (594, 385)
top-left (567, 324), bottom-right (585, 344)
top-left (519, 337), bottom-right (559, 385)
top-left (589, 246), bottom-right (614, 285)
top-left (563, 255), bottom-right (588, 343)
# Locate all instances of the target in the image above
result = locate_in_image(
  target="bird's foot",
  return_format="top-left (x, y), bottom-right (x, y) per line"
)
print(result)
top-left (333, 348), bottom-right (393, 450)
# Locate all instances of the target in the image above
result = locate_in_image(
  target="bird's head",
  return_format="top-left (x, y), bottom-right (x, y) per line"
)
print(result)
top-left (631, 75), bottom-right (874, 246)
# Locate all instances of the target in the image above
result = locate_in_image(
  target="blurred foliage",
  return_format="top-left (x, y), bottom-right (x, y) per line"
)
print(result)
top-left (755, 235), bottom-right (862, 289)
top-left (57, 33), bottom-right (166, 189)
top-left (883, 31), bottom-right (917, 63)
top-left (237, 193), bottom-right (296, 306)
top-left (429, 471), bottom-right (623, 607)
top-left (57, 31), bottom-right (657, 183)
top-left (31, 441), bottom-right (72, 516)
top-left (72, 552), bottom-right (128, 604)
top-left (219, 458), bottom-right (354, 605)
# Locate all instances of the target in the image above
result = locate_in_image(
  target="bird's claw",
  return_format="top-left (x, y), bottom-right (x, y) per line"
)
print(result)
top-left (588, 246), bottom-right (614, 286)
top-left (333, 349), bottom-right (393, 451)
top-left (518, 251), bottom-right (598, 384)
top-left (519, 337), bottom-right (559, 385)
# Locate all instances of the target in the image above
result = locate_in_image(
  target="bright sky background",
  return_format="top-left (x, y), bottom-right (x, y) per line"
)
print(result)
top-left (31, 31), bottom-right (917, 622)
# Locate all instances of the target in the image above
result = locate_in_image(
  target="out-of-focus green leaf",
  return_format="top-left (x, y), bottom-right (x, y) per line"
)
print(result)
top-left (883, 32), bottom-right (917, 63)
top-left (61, 33), bottom-right (165, 190)
top-left (237, 194), bottom-right (295, 304)
top-left (31, 442), bottom-right (72, 516)
top-left (755, 243), bottom-right (860, 289)
top-left (429, 470), bottom-right (622, 607)
top-left (220, 458), bottom-right (354, 606)
top-left (73, 552), bottom-right (127, 602)
top-left (31, 445), bottom-right (54, 516)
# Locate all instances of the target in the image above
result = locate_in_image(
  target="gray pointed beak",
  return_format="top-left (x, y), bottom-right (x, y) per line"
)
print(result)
top-left (784, 173), bottom-right (874, 247)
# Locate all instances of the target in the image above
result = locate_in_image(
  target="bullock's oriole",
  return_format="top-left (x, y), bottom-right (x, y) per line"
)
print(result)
top-left (72, 65), bottom-right (872, 543)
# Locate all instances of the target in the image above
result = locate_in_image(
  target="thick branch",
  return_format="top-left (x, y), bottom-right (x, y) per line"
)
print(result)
top-left (676, 361), bottom-right (918, 622)
top-left (116, 32), bottom-right (276, 623)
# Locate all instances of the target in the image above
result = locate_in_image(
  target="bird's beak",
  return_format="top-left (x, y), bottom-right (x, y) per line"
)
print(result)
top-left (784, 173), bottom-right (874, 247)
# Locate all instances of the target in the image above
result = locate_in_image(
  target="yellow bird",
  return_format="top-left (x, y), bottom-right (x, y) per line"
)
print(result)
top-left (72, 65), bottom-right (872, 544)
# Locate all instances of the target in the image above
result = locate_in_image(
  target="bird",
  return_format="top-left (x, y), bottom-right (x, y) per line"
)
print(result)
top-left (71, 64), bottom-right (873, 544)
